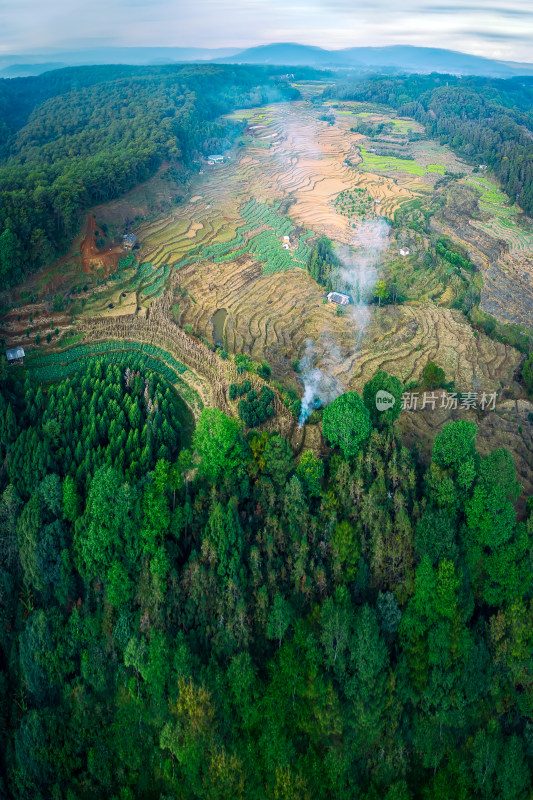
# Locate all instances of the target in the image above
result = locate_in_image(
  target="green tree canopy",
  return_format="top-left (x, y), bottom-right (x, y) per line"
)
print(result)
top-left (193, 409), bottom-right (249, 485)
top-left (362, 370), bottom-right (403, 429)
top-left (432, 419), bottom-right (478, 475)
top-left (295, 450), bottom-right (324, 497)
top-left (322, 392), bottom-right (372, 458)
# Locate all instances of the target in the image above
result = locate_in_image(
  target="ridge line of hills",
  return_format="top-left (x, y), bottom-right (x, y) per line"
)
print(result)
top-left (2, 43), bottom-right (533, 79)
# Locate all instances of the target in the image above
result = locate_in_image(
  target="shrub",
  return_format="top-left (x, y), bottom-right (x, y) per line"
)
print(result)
top-left (238, 385), bottom-right (275, 427)
top-left (229, 380), bottom-right (252, 401)
top-left (257, 361), bottom-right (271, 380)
top-left (52, 295), bottom-right (64, 312)
top-left (422, 361), bottom-right (446, 389)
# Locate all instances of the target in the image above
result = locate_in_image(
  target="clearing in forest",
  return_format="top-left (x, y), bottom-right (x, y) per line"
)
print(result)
top-left (80, 214), bottom-right (122, 275)
top-left (12, 97), bottom-right (524, 439)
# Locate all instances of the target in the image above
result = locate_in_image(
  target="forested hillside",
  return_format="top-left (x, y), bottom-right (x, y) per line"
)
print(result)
top-left (326, 75), bottom-right (533, 216)
top-left (0, 64), bottom-right (301, 289)
top-left (1, 360), bottom-right (532, 799)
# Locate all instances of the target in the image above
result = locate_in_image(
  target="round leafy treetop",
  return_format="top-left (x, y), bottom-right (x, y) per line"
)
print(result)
top-left (362, 369), bottom-right (403, 429)
top-left (322, 392), bottom-right (371, 458)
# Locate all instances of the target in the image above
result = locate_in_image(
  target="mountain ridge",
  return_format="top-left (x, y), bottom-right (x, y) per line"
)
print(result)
top-left (214, 42), bottom-right (533, 77)
top-left (1, 43), bottom-right (533, 78)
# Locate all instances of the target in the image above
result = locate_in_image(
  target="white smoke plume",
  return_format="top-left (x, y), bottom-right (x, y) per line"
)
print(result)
top-left (298, 338), bottom-right (344, 427)
top-left (336, 218), bottom-right (391, 349)
top-left (298, 220), bottom-right (390, 427)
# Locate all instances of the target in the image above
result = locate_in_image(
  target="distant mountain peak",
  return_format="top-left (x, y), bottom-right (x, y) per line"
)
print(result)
top-left (214, 43), bottom-right (533, 78)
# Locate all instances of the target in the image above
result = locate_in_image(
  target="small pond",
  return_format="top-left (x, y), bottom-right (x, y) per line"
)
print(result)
top-left (212, 308), bottom-right (227, 347)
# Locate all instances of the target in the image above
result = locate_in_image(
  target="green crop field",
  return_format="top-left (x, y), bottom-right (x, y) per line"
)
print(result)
top-left (466, 176), bottom-right (533, 253)
top-left (27, 340), bottom-right (188, 382)
top-left (140, 264), bottom-right (170, 298)
top-left (359, 146), bottom-right (446, 176)
top-left (467, 176), bottom-right (509, 205)
top-left (174, 199), bottom-right (314, 275)
top-left (390, 119), bottom-right (419, 132)
top-left (241, 134), bottom-right (273, 149)
top-left (223, 108), bottom-right (273, 122)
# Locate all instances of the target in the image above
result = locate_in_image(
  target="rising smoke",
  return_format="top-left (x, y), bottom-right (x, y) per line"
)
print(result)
top-left (298, 338), bottom-right (345, 427)
top-left (337, 218), bottom-right (390, 348)
top-left (298, 219), bottom-right (390, 426)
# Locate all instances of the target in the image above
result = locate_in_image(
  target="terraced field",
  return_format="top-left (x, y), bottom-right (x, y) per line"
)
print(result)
top-left (431, 210), bottom-right (533, 329)
top-left (429, 175), bottom-right (533, 327)
top-left (176, 257), bottom-right (327, 364)
top-left (389, 119), bottom-right (421, 133)
top-left (133, 100), bottom-right (447, 296)
top-left (71, 100), bottom-right (518, 393)
top-left (171, 198), bottom-right (314, 275)
top-left (280, 302), bottom-right (520, 396)
top-left (11, 95), bottom-right (525, 458)
top-left (345, 304), bottom-right (520, 393)
top-left (467, 176), bottom-right (533, 254)
top-left (177, 245), bottom-right (519, 395)
top-left (322, 100), bottom-right (391, 115)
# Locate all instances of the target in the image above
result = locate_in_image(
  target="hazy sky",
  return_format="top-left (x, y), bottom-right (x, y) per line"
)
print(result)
top-left (2, 0), bottom-right (533, 62)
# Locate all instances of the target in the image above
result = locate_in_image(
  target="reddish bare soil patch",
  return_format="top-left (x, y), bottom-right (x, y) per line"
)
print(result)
top-left (80, 214), bottom-right (122, 276)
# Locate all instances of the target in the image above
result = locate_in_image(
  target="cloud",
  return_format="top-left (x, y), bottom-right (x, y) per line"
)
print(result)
top-left (0, 0), bottom-right (532, 63)
top-left (312, 0), bottom-right (533, 60)
top-left (460, 30), bottom-right (530, 41)
top-left (425, 4), bottom-right (533, 16)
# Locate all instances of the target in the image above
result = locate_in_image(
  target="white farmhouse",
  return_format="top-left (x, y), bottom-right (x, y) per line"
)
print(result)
top-left (327, 292), bottom-right (351, 306)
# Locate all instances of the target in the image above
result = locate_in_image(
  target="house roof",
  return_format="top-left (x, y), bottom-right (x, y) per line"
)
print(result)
top-left (327, 292), bottom-right (351, 305)
top-left (123, 233), bottom-right (137, 244)
top-left (6, 346), bottom-right (25, 361)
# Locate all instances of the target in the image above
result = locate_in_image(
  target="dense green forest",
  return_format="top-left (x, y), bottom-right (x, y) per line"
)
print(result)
top-left (325, 74), bottom-right (533, 215)
top-left (0, 64), bottom-right (302, 289)
top-left (1, 359), bottom-right (532, 799)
